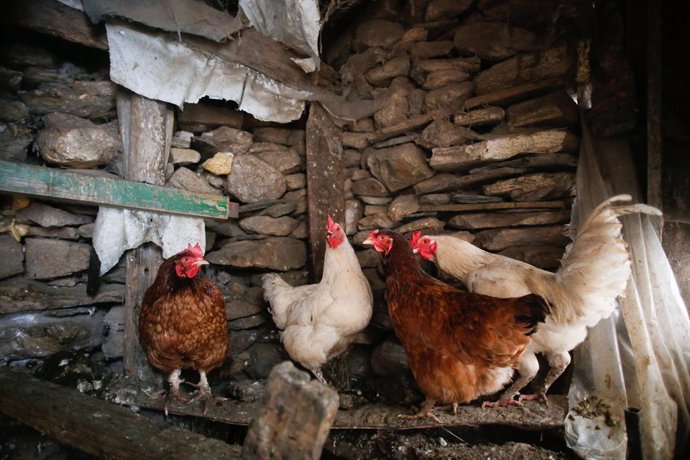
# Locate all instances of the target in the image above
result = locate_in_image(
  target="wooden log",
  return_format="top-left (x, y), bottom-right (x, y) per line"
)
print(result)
top-left (0, 278), bottom-right (124, 315)
top-left (463, 78), bottom-right (565, 109)
top-left (0, 369), bottom-right (241, 459)
top-left (506, 90), bottom-right (579, 129)
top-left (0, 161), bottom-right (235, 219)
top-left (448, 210), bottom-right (571, 230)
top-left (418, 200), bottom-right (570, 213)
top-left (429, 129), bottom-right (579, 171)
top-left (241, 362), bottom-right (338, 460)
top-left (474, 46), bottom-right (574, 95)
top-left (482, 171), bottom-right (576, 201)
top-left (177, 102), bottom-right (244, 130)
top-left (117, 92), bottom-right (170, 384)
top-left (454, 107), bottom-right (505, 127)
top-left (5, 0), bottom-right (107, 50)
top-left (306, 103), bottom-right (344, 279)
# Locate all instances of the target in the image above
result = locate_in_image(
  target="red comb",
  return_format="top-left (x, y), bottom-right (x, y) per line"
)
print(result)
top-left (327, 214), bottom-right (336, 231)
top-left (410, 231), bottom-right (422, 247)
top-left (187, 242), bottom-right (204, 258)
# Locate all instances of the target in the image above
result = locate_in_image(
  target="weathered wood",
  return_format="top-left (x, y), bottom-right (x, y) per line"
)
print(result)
top-left (306, 103), bottom-right (344, 279)
top-left (241, 362), bottom-right (339, 460)
top-left (430, 129), bottom-right (579, 171)
top-left (448, 210), bottom-right (572, 230)
top-left (469, 153), bottom-right (578, 174)
top-left (118, 92), bottom-right (169, 384)
top-left (463, 78), bottom-right (565, 109)
top-left (0, 160), bottom-right (234, 219)
top-left (454, 106), bottom-right (505, 127)
top-left (474, 46), bottom-right (573, 95)
top-left (474, 225), bottom-right (569, 251)
top-left (6, 0), bottom-right (107, 50)
top-left (506, 90), bottom-right (579, 129)
top-left (419, 201), bottom-right (570, 213)
top-left (0, 369), bottom-right (241, 459)
top-left (482, 171), bottom-right (576, 201)
top-left (178, 103), bottom-right (244, 130)
top-left (0, 277), bottom-right (124, 315)
top-left (366, 113), bottom-right (434, 144)
top-left (108, 376), bottom-right (568, 431)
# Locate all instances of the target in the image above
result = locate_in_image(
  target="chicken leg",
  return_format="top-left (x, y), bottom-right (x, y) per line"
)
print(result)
top-left (398, 399), bottom-right (442, 423)
top-left (519, 351), bottom-right (571, 404)
top-left (483, 351), bottom-right (539, 408)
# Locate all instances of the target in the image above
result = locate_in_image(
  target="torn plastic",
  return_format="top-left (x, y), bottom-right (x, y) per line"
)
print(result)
top-left (564, 118), bottom-right (690, 459)
top-left (239, 0), bottom-right (321, 72)
top-left (92, 206), bottom-right (205, 275)
top-left (106, 22), bottom-right (308, 122)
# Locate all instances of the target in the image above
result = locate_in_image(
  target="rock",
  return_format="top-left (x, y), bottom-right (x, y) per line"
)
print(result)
top-left (425, 0), bottom-right (474, 21)
top-left (388, 194), bottom-right (419, 222)
top-left (454, 22), bottom-right (538, 61)
top-left (284, 189), bottom-right (307, 215)
top-left (207, 237), bottom-right (307, 271)
top-left (252, 127), bottom-right (304, 147)
top-left (396, 217), bottom-right (445, 234)
top-left (34, 113), bottom-right (120, 168)
top-left (499, 245), bottom-right (563, 270)
top-left (449, 210), bottom-right (572, 230)
top-left (353, 20), bottom-right (405, 50)
top-left (351, 177), bottom-right (390, 197)
top-left (0, 99), bottom-right (29, 122)
top-left (21, 81), bottom-right (117, 119)
top-left (364, 205), bottom-right (387, 216)
top-left (418, 119), bottom-right (468, 148)
top-left (239, 216), bottom-right (299, 236)
top-left (424, 81), bottom-right (474, 112)
top-left (229, 313), bottom-right (268, 330)
top-left (169, 147), bottom-right (201, 165)
top-left (482, 171), bottom-right (576, 201)
top-left (454, 107), bottom-right (506, 127)
top-left (27, 226), bottom-right (79, 240)
top-left (206, 219), bottom-right (247, 238)
top-left (262, 202), bottom-right (297, 218)
top-left (351, 169), bottom-right (372, 181)
top-left (198, 126), bottom-right (253, 154)
top-left (201, 151), bottom-right (234, 175)
top-left (394, 27), bottom-right (429, 52)
top-left (0, 122), bottom-right (32, 162)
top-left (290, 220), bottom-right (308, 239)
top-left (366, 57), bottom-right (411, 86)
top-left (409, 41), bottom-right (454, 59)
top-left (0, 67), bottom-right (23, 92)
top-left (475, 226), bottom-right (569, 251)
top-left (102, 306), bottom-right (124, 360)
top-left (227, 377), bottom-right (265, 402)
top-left (245, 343), bottom-right (287, 380)
top-left (419, 193), bottom-right (451, 205)
top-left (226, 155), bottom-right (286, 203)
top-left (350, 119), bottom-right (374, 133)
top-left (0, 235), bottom-right (23, 279)
top-left (285, 173), bottom-right (306, 190)
top-left (374, 78), bottom-right (412, 129)
top-left (16, 202), bottom-right (92, 227)
top-left (227, 299), bottom-right (264, 321)
top-left (356, 249), bottom-right (380, 268)
top-left (359, 196), bottom-right (392, 205)
top-left (171, 130), bottom-right (193, 148)
top-left (167, 167), bottom-right (220, 195)
top-left (371, 337), bottom-right (409, 376)
top-left (24, 238), bottom-right (91, 279)
top-left (367, 143), bottom-right (434, 192)
top-left (345, 200), bottom-right (363, 235)
top-left (251, 144), bottom-right (301, 174)
top-left (358, 213), bottom-right (394, 230)
top-left (341, 131), bottom-right (370, 149)
top-left (422, 70), bottom-right (470, 90)
top-left (229, 330), bottom-right (261, 356)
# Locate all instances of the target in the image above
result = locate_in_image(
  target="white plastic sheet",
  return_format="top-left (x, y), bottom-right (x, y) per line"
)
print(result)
top-left (92, 206), bottom-right (205, 275)
top-left (565, 120), bottom-right (690, 459)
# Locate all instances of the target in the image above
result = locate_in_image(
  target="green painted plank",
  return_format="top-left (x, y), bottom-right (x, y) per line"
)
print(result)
top-left (0, 161), bottom-right (237, 219)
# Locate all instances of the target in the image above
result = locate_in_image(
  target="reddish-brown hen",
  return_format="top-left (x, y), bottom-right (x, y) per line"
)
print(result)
top-left (139, 243), bottom-right (227, 411)
top-left (364, 229), bottom-right (547, 420)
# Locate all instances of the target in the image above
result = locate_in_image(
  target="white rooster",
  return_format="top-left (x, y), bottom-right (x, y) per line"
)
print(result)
top-left (262, 215), bottom-right (373, 385)
top-left (411, 194), bottom-right (661, 406)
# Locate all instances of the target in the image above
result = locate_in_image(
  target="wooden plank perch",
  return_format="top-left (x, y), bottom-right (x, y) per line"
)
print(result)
top-left (0, 369), bottom-right (241, 460)
top-left (0, 160), bottom-right (237, 219)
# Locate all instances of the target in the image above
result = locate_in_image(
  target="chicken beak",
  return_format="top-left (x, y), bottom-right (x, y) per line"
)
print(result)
top-left (362, 237), bottom-right (374, 246)
top-left (195, 259), bottom-right (210, 267)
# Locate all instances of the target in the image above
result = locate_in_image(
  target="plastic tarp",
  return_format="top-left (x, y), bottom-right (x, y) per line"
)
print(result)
top-left (565, 119), bottom-right (690, 459)
top-left (239, 0), bottom-right (321, 73)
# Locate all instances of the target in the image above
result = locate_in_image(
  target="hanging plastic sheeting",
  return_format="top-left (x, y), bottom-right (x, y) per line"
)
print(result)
top-left (92, 206), bottom-right (206, 275)
top-left (240, 0), bottom-right (321, 73)
top-left (565, 119), bottom-right (690, 459)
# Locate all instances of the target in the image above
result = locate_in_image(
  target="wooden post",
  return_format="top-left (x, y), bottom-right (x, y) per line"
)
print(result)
top-left (646, 0), bottom-right (663, 237)
top-left (306, 103), bottom-right (344, 279)
top-left (118, 90), bottom-right (173, 383)
top-left (0, 369), bottom-right (241, 459)
top-left (241, 362), bottom-right (339, 460)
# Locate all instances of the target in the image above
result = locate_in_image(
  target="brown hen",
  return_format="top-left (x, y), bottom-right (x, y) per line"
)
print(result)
top-left (139, 243), bottom-right (228, 411)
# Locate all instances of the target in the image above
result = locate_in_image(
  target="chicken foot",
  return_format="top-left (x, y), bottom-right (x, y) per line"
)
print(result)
top-left (398, 399), bottom-right (442, 423)
top-left (311, 368), bottom-right (331, 386)
top-left (160, 369), bottom-right (189, 416)
top-left (483, 352), bottom-right (539, 408)
top-left (519, 351), bottom-right (571, 405)
top-left (185, 370), bottom-right (227, 415)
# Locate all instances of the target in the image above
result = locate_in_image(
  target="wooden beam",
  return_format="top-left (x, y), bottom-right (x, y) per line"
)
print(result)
top-left (306, 103), bottom-right (344, 279)
top-left (0, 369), bottom-right (241, 459)
top-left (242, 362), bottom-right (339, 460)
top-left (0, 161), bottom-right (235, 220)
top-left (118, 92), bottom-right (168, 385)
top-left (419, 200), bottom-right (571, 213)
top-left (6, 0), bottom-right (107, 50)
top-left (647, 0), bottom-right (663, 236)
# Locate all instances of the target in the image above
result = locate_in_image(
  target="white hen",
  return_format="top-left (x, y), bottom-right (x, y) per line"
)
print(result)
top-left (412, 194), bottom-right (661, 405)
top-left (262, 215), bottom-right (373, 384)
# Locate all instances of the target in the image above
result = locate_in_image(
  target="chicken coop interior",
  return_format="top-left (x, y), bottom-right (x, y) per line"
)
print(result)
top-left (1, 0), bottom-right (689, 459)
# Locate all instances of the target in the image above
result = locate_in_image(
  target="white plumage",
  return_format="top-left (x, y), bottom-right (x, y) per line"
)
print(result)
top-left (262, 217), bottom-right (373, 384)
top-left (413, 194), bottom-right (661, 404)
